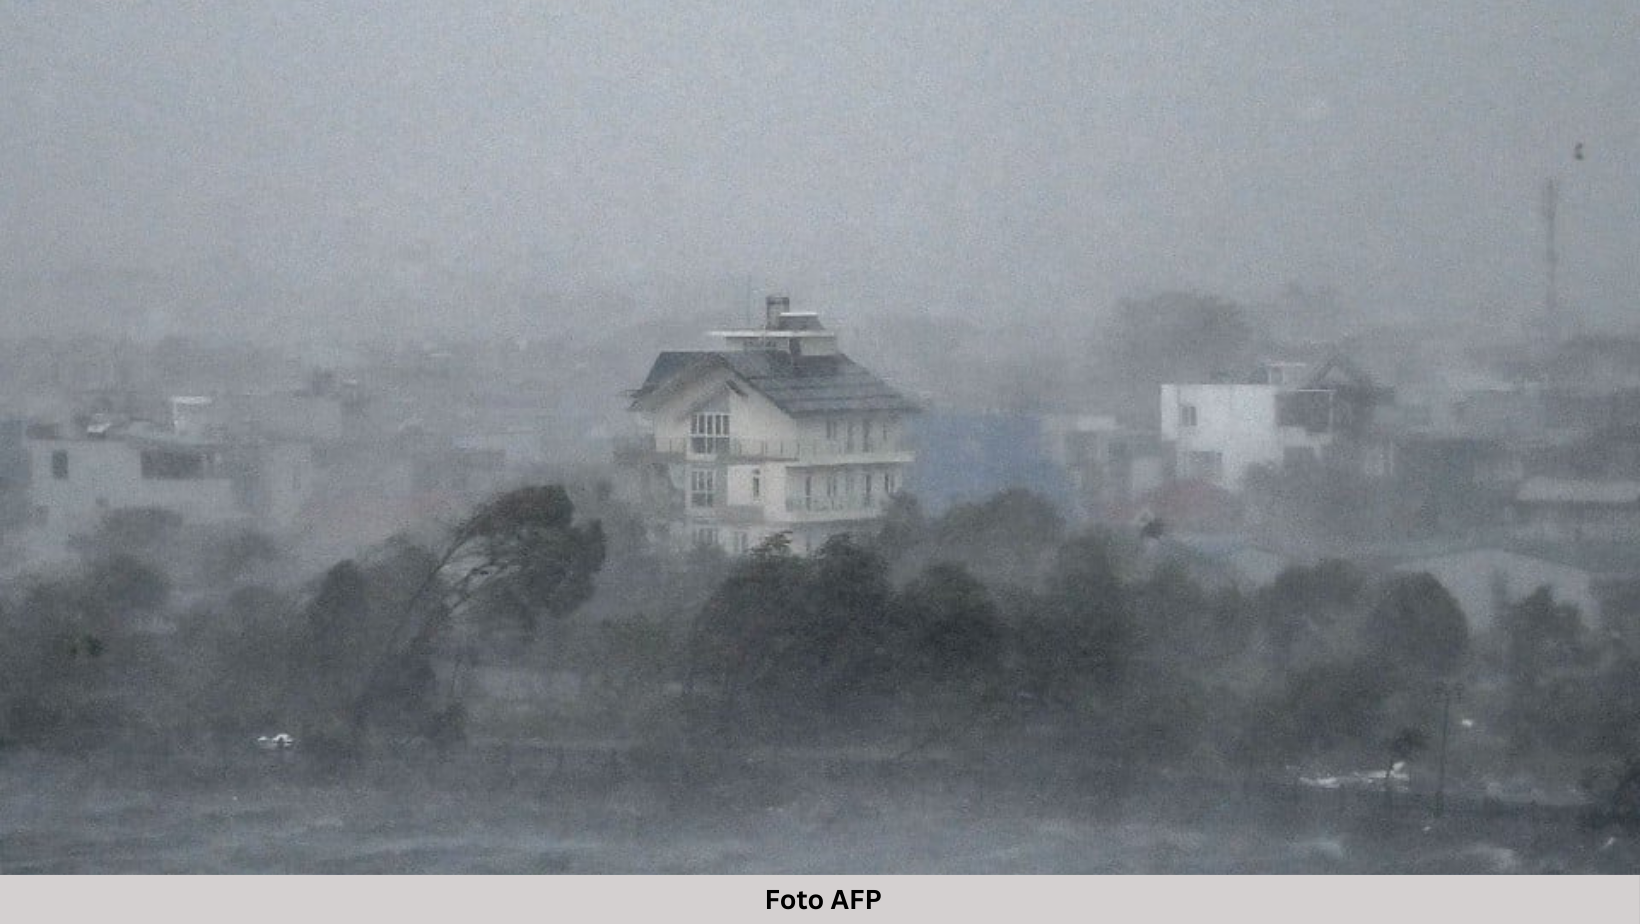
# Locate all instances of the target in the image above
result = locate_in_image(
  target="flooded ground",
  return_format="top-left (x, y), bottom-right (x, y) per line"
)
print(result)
top-left (2, 749), bottom-right (1635, 874)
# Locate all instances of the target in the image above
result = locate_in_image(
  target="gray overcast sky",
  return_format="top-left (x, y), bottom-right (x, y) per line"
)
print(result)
top-left (2, 1), bottom-right (1636, 331)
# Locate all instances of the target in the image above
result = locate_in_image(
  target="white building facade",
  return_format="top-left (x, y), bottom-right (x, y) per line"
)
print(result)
top-left (15, 422), bottom-right (316, 558)
top-left (1160, 382), bottom-right (1336, 488)
top-left (1158, 358), bottom-right (1392, 490)
top-left (622, 297), bottom-right (918, 554)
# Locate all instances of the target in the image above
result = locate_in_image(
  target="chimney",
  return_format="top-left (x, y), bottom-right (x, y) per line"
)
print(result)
top-left (765, 295), bottom-right (790, 330)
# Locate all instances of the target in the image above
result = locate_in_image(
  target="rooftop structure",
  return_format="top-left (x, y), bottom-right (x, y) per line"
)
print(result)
top-left (620, 296), bottom-right (919, 554)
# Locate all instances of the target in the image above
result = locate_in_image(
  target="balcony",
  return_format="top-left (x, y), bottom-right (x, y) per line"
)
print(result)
top-left (781, 494), bottom-right (892, 521)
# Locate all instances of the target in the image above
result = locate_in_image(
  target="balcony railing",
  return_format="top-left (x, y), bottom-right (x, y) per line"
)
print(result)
top-left (619, 435), bottom-right (911, 462)
top-left (784, 495), bottom-right (892, 514)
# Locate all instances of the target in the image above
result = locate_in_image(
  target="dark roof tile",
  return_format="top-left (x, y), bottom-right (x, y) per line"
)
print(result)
top-left (631, 350), bottom-right (919, 416)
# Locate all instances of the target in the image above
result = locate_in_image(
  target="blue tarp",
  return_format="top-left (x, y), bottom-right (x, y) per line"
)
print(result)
top-left (905, 411), bottom-right (1075, 517)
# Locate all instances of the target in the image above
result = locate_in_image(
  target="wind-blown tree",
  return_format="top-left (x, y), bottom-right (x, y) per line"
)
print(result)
top-left (82, 554), bottom-right (171, 614)
top-left (0, 579), bottom-right (121, 744)
top-left (891, 561), bottom-right (1003, 695)
top-left (1257, 559), bottom-right (1363, 673)
top-left (1018, 531), bottom-right (1134, 721)
top-left (1364, 572), bottom-right (1468, 678)
top-left (1256, 658), bottom-right (1392, 761)
top-left (871, 492), bottom-right (928, 565)
top-left (928, 488), bottom-right (1065, 587)
top-left (688, 532), bottom-right (811, 736)
top-left (800, 534), bottom-right (896, 712)
top-left (1128, 560), bottom-right (1211, 664)
top-left (67, 507), bottom-right (183, 563)
top-left (1501, 587), bottom-right (1588, 754)
top-left (690, 533), bottom-right (1008, 743)
top-left (350, 485), bottom-right (605, 742)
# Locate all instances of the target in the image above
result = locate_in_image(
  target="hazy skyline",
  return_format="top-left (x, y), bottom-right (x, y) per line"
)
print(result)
top-left (3, 2), bottom-right (1636, 334)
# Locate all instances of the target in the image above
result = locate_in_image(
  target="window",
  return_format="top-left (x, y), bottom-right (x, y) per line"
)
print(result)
top-left (750, 469), bottom-right (761, 500)
top-left (826, 474), bottom-right (837, 498)
top-left (864, 471), bottom-right (874, 504)
top-left (690, 412), bottom-right (730, 454)
top-left (826, 419), bottom-right (838, 441)
top-left (862, 419), bottom-right (874, 452)
top-left (884, 470), bottom-right (897, 494)
top-left (141, 449), bottom-right (206, 480)
top-left (1179, 404), bottom-right (1198, 428)
top-left (1186, 450), bottom-right (1224, 482)
top-left (50, 449), bottom-right (68, 479)
top-left (733, 531), bottom-right (750, 554)
top-left (689, 468), bottom-right (716, 508)
top-left (846, 420), bottom-right (856, 452)
top-left (692, 526), bottom-right (719, 548)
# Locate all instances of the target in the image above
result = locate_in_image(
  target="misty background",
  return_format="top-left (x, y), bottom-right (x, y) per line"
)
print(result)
top-left (3, 2), bottom-right (1636, 347)
top-left (4, 2), bottom-right (1640, 875)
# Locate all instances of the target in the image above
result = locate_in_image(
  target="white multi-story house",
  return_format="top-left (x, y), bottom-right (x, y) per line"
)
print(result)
top-left (11, 418), bottom-right (316, 559)
top-left (621, 297), bottom-right (919, 554)
top-left (1159, 357), bottom-right (1388, 489)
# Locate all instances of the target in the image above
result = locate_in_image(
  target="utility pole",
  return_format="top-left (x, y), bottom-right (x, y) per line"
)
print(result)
top-left (1434, 681), bottom-right (1461, 818)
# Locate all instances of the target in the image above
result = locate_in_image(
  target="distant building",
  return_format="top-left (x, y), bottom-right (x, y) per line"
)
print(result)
top-left (1160, 357), bottom-right (1388, 489)
top-left (170, 391), bottom-right (346, 443)
top-left (621, 296), bottom-right (919, 554)
top-left (1513, 476), bottom-right (1640, 543)
top-left (1039, 413), bottom-right (1167, 521)
top-left (12, 418), bottom-right (315, 557)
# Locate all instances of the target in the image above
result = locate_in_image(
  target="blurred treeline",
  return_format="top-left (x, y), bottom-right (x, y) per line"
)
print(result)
top-left (1, 484), bottom-right (1637, 809)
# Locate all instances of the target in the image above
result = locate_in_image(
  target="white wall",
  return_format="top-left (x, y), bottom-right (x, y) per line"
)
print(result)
top-left (1160, 383), bottom-right (1334, 488)
top-left (27, 439), bottom-right (242, 542)
top-left (648, 369), bottom-right (796, 453)
top-left (642, 367), bottom-right (911, 552)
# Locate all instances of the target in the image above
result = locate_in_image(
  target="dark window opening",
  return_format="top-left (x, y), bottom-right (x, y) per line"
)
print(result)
top-left (141, 450), bottom-right (206, 479)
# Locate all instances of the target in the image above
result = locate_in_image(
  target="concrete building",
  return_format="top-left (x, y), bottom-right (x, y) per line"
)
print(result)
top-left (12, 419), bottom-right (316, 557)
top-left (1040, 413), bottom-right (1168, 521)
top-left (1513, 477), bottom-right (1640, 543)
top-left (23, 424), bottom-right (241, 544)
top-left (621, 296), bottom-right (919, 554)
top-left (1159, 357), bottom-right (1387, 490)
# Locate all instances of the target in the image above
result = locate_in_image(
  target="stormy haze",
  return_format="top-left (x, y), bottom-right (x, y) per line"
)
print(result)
top-left (5, 2), bottom-right (1640, 881)
top-left (3, 1), bottom-right (1637, 340)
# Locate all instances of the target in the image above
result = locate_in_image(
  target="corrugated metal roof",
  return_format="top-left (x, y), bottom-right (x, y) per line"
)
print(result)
top-left (631, 350), bottom-right (919, 416)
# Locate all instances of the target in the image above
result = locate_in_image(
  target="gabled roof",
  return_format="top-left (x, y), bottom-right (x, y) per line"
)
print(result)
top-left (630, 350), bottom-right (919, 416)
